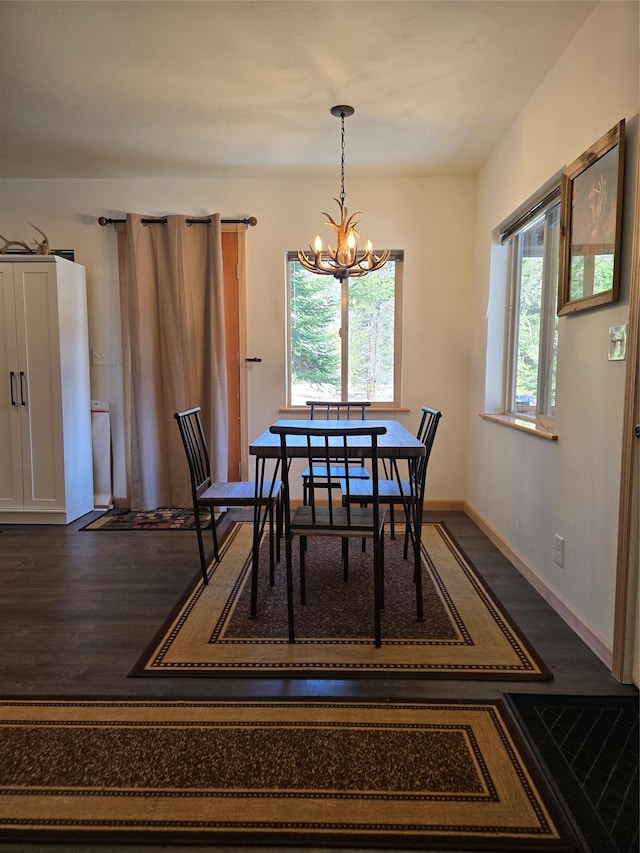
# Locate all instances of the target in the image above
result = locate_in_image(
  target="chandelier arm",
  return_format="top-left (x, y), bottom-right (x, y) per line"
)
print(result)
top-left (297, 249), bottom-right (336, 275)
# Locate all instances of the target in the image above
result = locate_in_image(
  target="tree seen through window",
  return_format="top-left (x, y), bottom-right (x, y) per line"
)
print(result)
top-left (287, 253), bottom-right (400, 406)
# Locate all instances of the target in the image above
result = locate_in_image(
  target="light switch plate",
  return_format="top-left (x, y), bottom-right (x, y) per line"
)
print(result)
top-left (92, 349), bottom-right (116, 366)
top-left (608, 325), bottom-right (627, 360)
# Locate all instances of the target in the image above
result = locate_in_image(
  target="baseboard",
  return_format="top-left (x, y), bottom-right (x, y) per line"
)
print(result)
top-left (424, 499), bottom-right (466, 512)
top-left (463, 501), bottom-right (613, 670)
top-left (286, 498), bottom-right (466, 511)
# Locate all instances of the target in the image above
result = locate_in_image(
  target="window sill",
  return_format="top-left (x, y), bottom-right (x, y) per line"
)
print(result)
top-left (480, 412), bottom-right (558, 440)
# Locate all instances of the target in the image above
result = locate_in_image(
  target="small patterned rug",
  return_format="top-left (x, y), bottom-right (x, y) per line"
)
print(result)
top-left (0, 697), bottom-right (577, 849)
top-left (81, 507), bottom-right (212, 530)
top-left (132, 521), bottom-right (552, 679)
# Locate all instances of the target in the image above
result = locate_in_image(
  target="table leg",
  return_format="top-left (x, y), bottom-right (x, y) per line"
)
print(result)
top-left (249, 456), bottom-right (280, 620)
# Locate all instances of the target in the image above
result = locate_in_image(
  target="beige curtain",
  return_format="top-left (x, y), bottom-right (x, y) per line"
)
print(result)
top-left (117, 214), bottom-right (228, 510)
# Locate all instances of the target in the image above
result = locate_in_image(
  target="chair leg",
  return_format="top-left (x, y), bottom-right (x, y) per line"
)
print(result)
top-left (410, 503), bottom-right (424, 623)
top-left (285, 534), bottom-right (295, 643)
top-left (414, 540), bottom-right (424, 623)
top-left (276, 494), bottom-right (282, 563)
top-left (380, 528), bottom-right (385, 610)
top-left (195, 508), bottom-right (210, 585)
top-left (342, 537), bottom-right (349, 581)
top-left (300, 536), bottom-right (307, 605)
top-left (268, 502), bottom-right (275, 587)
top-left (373, 533), bottom-right (383, 648)
top-left (209, 508), bottom-right (220, 561)
top-left (249, 501), bottom-right (265, 620)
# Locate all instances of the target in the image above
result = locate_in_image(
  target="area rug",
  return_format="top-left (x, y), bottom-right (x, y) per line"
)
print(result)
top-left (81, 506), bottom-right (212, 530)
top-left (0, 697), bottom-right (577, 848)
top-left (506, 693), bottom-right (639, 853)
top-left (132, 521), bottom-right (551, 679)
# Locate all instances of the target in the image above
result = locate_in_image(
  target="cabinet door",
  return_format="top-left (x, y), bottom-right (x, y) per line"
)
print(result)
top-left (14, 265), bottom-right (65, 511)
top-left (0, 267), bottom-right (24, 508)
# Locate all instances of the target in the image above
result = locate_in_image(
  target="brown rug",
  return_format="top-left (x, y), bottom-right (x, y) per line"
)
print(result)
top-left (132, 522), bottom-right (551, 679)
top-left (0, 697), bottom-right (577, 849)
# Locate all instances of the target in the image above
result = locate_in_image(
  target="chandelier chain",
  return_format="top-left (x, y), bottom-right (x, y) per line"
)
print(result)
top-left (340, 112), bottom-right (346, 205)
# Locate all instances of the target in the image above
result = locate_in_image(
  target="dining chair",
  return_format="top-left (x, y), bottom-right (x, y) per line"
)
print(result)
top-left (301, 400), bottom-right (371, 505)
top-left (174, 407), bottom-right (282, 611)
top-left (341, 406), bottom-right (442, 621)
top-left (270, 422), bottom-right (387, 647)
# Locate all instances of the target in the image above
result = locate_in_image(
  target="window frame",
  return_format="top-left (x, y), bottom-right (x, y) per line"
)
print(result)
top-left (285, 250), bottom-right (404, 408)
top-left (503, 188), bottom-right (560, 423)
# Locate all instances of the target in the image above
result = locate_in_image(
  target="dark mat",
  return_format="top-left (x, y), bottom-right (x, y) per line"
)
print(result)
top-left (81, 506), bottom-right (213, 530)
top-left (506, 693), bottom-right (639, 853)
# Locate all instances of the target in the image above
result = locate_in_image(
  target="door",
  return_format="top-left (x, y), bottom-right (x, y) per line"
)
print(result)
top-left (0, 263), bottom-right (65, 512)
top-left (0, 265), bottom-right (23, 508)
top-left (15, 264), bottom-right (65, 511)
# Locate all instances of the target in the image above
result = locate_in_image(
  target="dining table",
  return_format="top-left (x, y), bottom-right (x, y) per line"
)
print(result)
top-left (249, 418), bottom-right (427, 620)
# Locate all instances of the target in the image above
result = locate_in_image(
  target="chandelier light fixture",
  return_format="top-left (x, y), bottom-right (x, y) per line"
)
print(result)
top-left (298, 105), bottom-right (389, 281)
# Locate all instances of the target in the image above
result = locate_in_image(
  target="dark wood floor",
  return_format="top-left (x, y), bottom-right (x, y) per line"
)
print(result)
top-left (0, 509), bottom-right (636, 852)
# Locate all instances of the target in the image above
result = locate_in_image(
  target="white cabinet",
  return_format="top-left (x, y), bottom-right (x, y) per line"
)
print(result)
top-left (0, 257), bottom-right (93, 523)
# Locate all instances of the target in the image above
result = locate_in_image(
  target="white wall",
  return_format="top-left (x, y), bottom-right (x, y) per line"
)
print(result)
top-left (0, 174), bottom-right (475, 503)
top-left (467, 1), bottom-right (639, 658)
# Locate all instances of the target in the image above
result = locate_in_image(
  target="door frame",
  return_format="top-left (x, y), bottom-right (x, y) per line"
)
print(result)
top-left (221, 223), bottom-right (249, 482)
top-left (613, 128), bottom-right (640, 682)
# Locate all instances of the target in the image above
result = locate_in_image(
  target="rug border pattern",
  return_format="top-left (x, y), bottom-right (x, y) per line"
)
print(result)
top-left (0, 698), bottom-right (577, 849)
top-left (131, 521), bottom-right (552, 680)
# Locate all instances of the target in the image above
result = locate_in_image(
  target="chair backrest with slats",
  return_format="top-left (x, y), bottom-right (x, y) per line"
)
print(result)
top-left (413, 406), bottom-right (442, 503)
top-left (306, 401), bottom-right (371, 421)
top-left (174, 407), bottom-right (211, 498)
top-left (271, 423), bottom-right (386, 528)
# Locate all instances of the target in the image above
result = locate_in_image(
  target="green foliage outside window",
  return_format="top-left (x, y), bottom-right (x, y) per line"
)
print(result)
top-left (347, 269), bottom-right (395, 400)
top-left (516, 255), bottom-right (543, 401)
top-left (290, 263), bottom-right (340, 395)
top-left (509, 201), bottom-right (559, 417)
top-left (288, 256), bottom-right (398, 405)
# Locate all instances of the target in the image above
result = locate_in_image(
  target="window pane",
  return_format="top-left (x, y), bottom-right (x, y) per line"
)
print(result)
top-left (514, 220), bottom-right (543, 415)
top-left (287, 253), bottom-right (401, 405)
top-left (347, 263), bottom-right (396, 401)
top-left (289, 262), bottom-right (341, 405)
top-left (506, 196), bottom-right (560, 420)
top-left (570, 255), bottom-right (585, 300)
top-left (594, 253), bottom-right (614, 293)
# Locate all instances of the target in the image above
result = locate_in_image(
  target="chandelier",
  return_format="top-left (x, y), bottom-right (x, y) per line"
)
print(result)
top-left (298, 105), bottom-right (389, 281)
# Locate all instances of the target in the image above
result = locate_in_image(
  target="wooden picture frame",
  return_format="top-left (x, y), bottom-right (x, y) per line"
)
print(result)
top-left (558, 120), bottom-right (625, 315)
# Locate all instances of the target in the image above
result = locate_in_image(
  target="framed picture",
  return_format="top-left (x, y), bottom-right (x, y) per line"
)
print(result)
top-left (558, 120), bottom-right (625, 315)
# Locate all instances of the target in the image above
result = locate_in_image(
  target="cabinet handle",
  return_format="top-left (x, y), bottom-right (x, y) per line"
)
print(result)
top-left (9, 371), bottom-right (16, 406)
top-left (19, 371), bottom-right (26, 406)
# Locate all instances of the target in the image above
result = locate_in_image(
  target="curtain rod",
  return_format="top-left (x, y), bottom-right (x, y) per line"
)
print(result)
top-left (97, 216), bottom-right (257, 227)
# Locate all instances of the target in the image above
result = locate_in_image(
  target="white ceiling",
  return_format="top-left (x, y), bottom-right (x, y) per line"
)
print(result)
top-left (0, 0), bottom-right (599, 179)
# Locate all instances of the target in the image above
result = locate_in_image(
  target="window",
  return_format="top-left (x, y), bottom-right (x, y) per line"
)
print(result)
top-left (286, 251), bottom-right (402, 406)
top-left (504, 193), bottom-right (560, 420)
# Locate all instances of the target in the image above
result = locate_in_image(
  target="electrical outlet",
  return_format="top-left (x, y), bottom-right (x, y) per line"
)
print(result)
top-left (91, 349), bottom-right (116, 366)
top-left (554, 535), bottom-right (565, 568)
